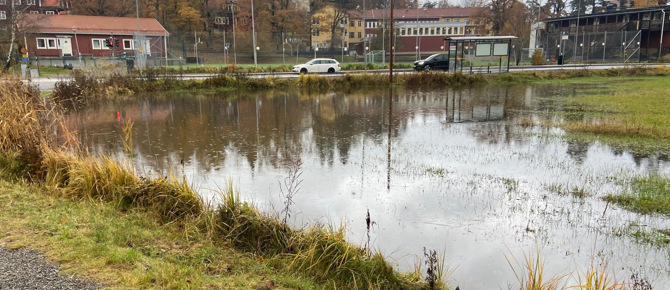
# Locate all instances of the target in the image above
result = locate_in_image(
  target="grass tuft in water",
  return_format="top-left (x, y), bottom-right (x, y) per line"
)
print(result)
top-left (505, 249), bottom-right (566, 289)
top-left (605, 174), bottom-right (670, 216)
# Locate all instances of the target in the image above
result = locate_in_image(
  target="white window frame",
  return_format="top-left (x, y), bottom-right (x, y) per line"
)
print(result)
top-left (0, 0), bottom-right (6, 4)
top-left (13, 0), bottom-right (20, 5)
top-left (45, 10), bottom-right (54, 15)
top-left (123, 39), bottom-right (133, 50)
top-left (47, 38), bottom-right (56, 49)
top-left (27, 0), bottom-right (35, 4)
top-left (92, 38), bottom-right (111, 50)
top-left (0, 11), bottom-right (5, 20)
top-left (36, 37), bottom-right (57, 49)
top-left (29, 10), bottom-right (37, 14)
top-left (36, 38), bottom-right (47, 49)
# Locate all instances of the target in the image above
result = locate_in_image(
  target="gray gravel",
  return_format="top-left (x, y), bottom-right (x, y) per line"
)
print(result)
top-left (0, 247), bottom-right (103, 290)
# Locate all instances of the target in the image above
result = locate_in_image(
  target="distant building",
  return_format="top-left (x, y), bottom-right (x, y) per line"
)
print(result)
top-left (21, 14), bottom-right (169, 58)
top-left (0, 0), bottom-right (70, 25)
top-left (347, 7), bottom-right (483, 56)
top-left (535, 6), bottom-right (670, 62)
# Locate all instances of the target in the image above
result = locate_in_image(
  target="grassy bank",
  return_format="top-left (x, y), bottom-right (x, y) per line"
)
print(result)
top-left (0, 81), bottom-right (429, 289)
top-left (0, 180), bottom-right (319, 289)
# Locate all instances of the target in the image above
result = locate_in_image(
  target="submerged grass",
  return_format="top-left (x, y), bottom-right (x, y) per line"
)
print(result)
top-left (2, 79), bottom-right (428, 288)
top-left (605, 174), bottom-right (670, 216)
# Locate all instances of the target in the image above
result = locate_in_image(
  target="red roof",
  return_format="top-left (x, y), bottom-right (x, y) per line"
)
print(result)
top-left (348, 7), bottom-right (480, 20)
top-left (41, 0), bottom-right (62, 7)
top-left (22, 14), bottom-right (169, 36)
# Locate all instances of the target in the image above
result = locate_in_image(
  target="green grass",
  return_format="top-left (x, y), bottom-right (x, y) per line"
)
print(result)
top-left (605, 174), bottom-right (670, 216)
top-left (36, 65), bottom-right (73, 77)
top-left (0, 180), bottom-right (320, 289)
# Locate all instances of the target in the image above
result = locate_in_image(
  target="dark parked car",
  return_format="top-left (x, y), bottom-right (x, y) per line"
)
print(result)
top-left (413, 54), bottom-right (449, 71)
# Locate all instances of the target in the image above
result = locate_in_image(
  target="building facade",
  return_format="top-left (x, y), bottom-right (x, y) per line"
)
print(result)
top-left (345, 7), bottom-right (482, 56)
top-left (535, 6), bottom-right (670, 62)
top-left (22, 14), bottom-right (169, 58)
top-left (0, 0), bottom-right (70, 24)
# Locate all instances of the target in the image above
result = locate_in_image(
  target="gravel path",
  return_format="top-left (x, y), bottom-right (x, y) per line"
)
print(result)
top-left (0, 247), bottom-right (102, 290)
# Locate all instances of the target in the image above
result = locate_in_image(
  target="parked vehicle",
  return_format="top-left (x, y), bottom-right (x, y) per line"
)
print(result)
top-left (413, 54), bottom-right (449, 71)
top-left (292, 58), bottom-right (341, 74)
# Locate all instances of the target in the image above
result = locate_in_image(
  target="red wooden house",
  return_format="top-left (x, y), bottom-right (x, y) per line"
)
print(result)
top-left (22, 14), bottom-right (168, 58)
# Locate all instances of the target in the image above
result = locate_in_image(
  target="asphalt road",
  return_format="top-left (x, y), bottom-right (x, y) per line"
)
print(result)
top-left (26, 63), bottom-right (666, 92)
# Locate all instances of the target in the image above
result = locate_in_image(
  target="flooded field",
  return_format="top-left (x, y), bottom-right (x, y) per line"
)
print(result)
top-left (64, 84), bottom-right (670, 288)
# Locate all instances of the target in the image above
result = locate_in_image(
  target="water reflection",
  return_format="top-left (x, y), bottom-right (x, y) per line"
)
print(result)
top-left (64, 84), bottom-right (670, 288)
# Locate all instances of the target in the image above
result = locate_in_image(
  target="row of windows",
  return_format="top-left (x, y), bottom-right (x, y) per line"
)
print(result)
top-left (0, 10), bottom-right (55, 19)
top-left (561, 12), bottom-right (670, 28)
top-left (399, 26), bottom-right (464, 36)
top-left (0, 0), bottom-right (37, 5)
top-left (37, 37), bottom-right (137, 51)
top-left (349, 18), bottom-right (467, 28)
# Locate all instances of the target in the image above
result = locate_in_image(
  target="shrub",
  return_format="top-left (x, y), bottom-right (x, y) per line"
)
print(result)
top-left (532, 49), bottom-right (545, 65)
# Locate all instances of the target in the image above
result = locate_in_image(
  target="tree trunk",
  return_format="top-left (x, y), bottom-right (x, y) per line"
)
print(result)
top-left (4, 0), bottom-right (16, 71)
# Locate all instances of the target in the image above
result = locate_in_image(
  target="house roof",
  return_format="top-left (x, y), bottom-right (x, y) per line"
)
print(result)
top-left (348, 7), bottom-right (480, 20)
top-left (22, 14), bottom-right (169, 36)
top-left (42, 0), bottom-right (62, 7)
top-left (544, 6), bottom-right (670, 22)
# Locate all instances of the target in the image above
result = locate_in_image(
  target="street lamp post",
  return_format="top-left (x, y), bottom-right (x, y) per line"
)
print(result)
top-left (363, 0), bottom-right (367, 70)
top-left (229, 1), bottom-right (237, 64)
top-left (285, 39), bottom-right (292, 64)
top-left (251, 0), bottom-right (258, 67)
top-left (72, 27), bottom-right (81, 65)
top-left (314, 47), bottom-right (318, 59)
top-left (415, 0), bottom-right (419, 60)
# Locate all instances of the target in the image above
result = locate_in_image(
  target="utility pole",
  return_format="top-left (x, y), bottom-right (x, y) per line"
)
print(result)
top-left (135, 0), bottom-right (142, 74)
top-left (251, 0), bottom-right (258, 67)
top-left (230, 1), bottom-right (237, 64)
top-left (389, 0), bottom-right (394, 83)
top-left (363, 0), bottom-right (367, 70)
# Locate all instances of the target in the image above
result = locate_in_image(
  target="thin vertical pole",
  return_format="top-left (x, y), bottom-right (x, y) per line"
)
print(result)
top-left (251, 0), bottom-right (257, 67)
top-left (389, 0), bottom-right (394, 83)
top-left (232, 2), bottom-right (237, 64)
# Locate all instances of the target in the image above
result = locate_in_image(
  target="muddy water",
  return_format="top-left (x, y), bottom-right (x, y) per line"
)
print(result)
top-left (65, 84), bottom-right (670, 288)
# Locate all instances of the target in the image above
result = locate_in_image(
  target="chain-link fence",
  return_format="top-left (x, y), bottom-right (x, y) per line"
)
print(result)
top-left (167, 30), bottom-right (355, 66)
top-left (537, 30), bottom-right (643, 64)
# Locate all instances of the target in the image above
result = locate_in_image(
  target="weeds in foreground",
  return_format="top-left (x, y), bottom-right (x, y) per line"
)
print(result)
top-left (574, 263), bottom-right (626, 290)
top-left (279, 159), bottom-right (303, 229)
top-left (505, 249), bottom-right (566, 290)
top-left (424, 248), bottom-right (439, 289)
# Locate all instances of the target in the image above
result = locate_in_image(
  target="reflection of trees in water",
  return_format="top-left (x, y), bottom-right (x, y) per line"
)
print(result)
top-left (65, 85), bottom-right (670, 175)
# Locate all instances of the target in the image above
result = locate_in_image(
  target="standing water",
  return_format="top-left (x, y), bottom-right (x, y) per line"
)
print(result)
top-left (65, 84), bottom-right (670, 288)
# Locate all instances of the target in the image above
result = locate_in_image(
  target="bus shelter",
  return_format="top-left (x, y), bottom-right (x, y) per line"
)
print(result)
top-left (444, 36), bottom-right (517, 73)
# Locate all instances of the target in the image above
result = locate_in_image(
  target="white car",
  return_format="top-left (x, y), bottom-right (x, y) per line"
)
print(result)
top-left (292, 58), bottom-right (341, 74)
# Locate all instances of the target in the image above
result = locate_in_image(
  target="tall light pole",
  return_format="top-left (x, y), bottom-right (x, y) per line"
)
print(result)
top-left (415, 0), bottom-right (419, 60)
top-left (363, 0), bottom-right (367, 70)
top-left (251, 0), bottom-right (258, 67)
top-left (72, 27), bottom-right (81, 65)
top-left (660, 9), bottom-right (666, 60)
top-left (573, 0), bottom-right (581, 63)
top-left (135, 0), bottom-right (142, 74)
top-left (229, 1), bottom-right (237, 64)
